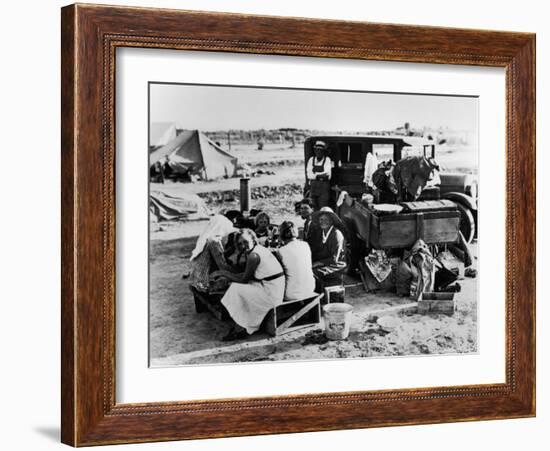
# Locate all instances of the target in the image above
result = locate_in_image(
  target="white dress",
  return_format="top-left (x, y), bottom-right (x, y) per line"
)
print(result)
top-left (221, 245), bottom-right (285, 334)
top-left (277, 240), bottom-right (316, 301)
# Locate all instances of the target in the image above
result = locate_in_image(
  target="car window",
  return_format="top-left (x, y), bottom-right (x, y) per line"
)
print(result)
top-left (373, 144), bottom-right (394, 161)
top-left (338, 142), bottom-right (363, 164)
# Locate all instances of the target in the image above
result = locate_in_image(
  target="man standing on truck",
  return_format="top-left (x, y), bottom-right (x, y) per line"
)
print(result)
top-left (306, 140), bottom-right (332, 210)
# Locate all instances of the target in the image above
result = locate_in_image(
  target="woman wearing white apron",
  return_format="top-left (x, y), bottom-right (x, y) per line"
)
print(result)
top-left (211, 229), bottom-right (285, 341)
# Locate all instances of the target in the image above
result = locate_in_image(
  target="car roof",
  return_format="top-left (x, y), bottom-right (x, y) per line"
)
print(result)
top-left (305, 135), bottom-right (435, 147)
top-left (305, 135), bottom-right (410, 146)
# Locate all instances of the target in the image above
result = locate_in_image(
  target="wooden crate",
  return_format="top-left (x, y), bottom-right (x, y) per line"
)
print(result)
top-left (370, 210), bottom-right (461, 248)
top-left (324, 285), bottom-right (345, 303)
top-left (418, 292), bottom-right (456, 315)
top-left (263, 294), bottom-right (322, 337)
top-left (339, 200), bottom-right (461, 250)
top-left (190, 286), bottom-right (229, 321)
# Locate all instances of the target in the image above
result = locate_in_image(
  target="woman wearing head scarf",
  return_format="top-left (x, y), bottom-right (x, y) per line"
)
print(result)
top-left (310, 207), bottom-right (347, 287)
top-left (211, 229), bottom-right (285, 341)
top-left (188, 215), bottom-right (237, 293)
top-left (275, 221), bottom-right (316, 301)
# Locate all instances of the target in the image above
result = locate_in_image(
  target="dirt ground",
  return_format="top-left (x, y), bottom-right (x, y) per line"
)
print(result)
top-left (149, 214), bottom-right (478, 367)
top-left (149, 144), bottom-right (478, 366)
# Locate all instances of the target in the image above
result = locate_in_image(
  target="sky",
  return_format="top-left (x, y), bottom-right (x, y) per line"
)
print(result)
top-left (149, 83), bottom-right (478, 133)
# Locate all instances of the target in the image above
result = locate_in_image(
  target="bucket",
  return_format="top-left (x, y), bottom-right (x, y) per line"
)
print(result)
top-left (323, 303), bottom-right (353, 340)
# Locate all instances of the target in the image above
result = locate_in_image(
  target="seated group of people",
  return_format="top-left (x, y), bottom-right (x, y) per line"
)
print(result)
top-left (188, 200), bottom-right (347, 341)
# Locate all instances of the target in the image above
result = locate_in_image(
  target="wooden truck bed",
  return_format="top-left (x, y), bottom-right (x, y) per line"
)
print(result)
top-left (340, 200), bottom-right (461, 249)
top-left (370, 209), bottom-right (460, 248)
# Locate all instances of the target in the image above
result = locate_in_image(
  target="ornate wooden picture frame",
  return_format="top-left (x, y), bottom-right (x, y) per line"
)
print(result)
top-left (61, 3), bottom-right (535, 446)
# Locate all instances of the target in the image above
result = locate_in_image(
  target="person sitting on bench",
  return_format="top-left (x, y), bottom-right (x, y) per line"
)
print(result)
top-left (254, 212), bottom-right (271, 240)
top-left (253, 211), bottom-right (279, 247)
top-left (188, 215), bottom-right (238, 293)
top-left (274, 221), bottom-right (316, 301)
top-left (310, 208), bottom-right (348, 289)
top-left (211, 229), bottom-right (285, 341)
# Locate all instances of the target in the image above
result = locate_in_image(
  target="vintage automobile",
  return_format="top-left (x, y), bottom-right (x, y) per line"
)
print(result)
top-left (303, 135), bottom-right (478, 244)
top-left (423, 141), bottom-right (478, 243)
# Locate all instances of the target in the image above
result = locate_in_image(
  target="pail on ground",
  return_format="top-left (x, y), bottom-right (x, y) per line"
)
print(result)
top-left (323, 303), bottom-right (353, 340)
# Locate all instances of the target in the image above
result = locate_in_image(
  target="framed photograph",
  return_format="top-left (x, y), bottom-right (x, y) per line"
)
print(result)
top-left (61, 4), bottom-right (536, 446)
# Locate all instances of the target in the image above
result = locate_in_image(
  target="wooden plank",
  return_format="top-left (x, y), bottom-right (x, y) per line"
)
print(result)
top-left (416, 212), bottom-right (425, 241)
top-left (378, 210), bottom-right (461, 222)
top-left (366, 302), bottom-right (419, 320)
top-left (418, 292), bottom-right (456, 315)
top-left (264, 309), bottom-right (277, 336)
top-left (424, 217), bottom-right (460, 241)
top-left (376, 214), bottom-right (460, 248)
top-left (193, 289), bottom-right (228, 321)
top-left (276, 297), bottom-right (321, 335)
top-left (401, 200), bottom-right (457, 212)
top-left (155, 334), bottom-right (302, 363)
top-left (378, 220), bottom-right (416, 247)
top-left (418, 300), bottom-right (456, 315)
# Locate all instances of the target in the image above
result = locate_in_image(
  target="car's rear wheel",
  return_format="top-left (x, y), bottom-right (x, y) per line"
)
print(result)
top-left (455, 202), bottom-right (476, 244)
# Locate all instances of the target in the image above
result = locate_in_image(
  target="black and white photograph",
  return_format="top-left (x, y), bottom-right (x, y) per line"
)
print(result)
top-left (148, 82), bottom-right (479, 367)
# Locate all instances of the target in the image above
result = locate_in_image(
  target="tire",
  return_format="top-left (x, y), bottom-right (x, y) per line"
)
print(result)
top-left (455, 202), bottom-right (476, 244)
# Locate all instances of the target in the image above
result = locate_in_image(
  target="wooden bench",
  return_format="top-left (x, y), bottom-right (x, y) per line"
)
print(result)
top-left (263, 294), bottom-right (322, 337)
top-left (192, 287), bottom-right (322, 337)
top-left (190, 286), bottom-right (230, 321)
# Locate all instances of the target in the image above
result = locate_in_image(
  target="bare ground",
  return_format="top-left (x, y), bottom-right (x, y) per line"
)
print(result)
top-left (149, 221), bottom-right (478, 367)
top-left (149, 145), bottom-right (478, 366)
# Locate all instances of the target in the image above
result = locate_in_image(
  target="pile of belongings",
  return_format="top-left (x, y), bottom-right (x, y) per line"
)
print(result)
top-left (395, 240), bottom-right (465, 299)
top-left (393, 156), bottom-right (440, 201)
top-left (371, 160), bottom-right (398, 204)
top-left (395, 239), bottom-right (436, 300)
top-left (372, 156), bottom-right (440, 203)
top-left (434, 250), bottom-right (463, 292)
top-left (370, 204), bottom-right (404, 216)
top-left (361, 240), bottom-right (467, 297)
top-left (360, 250), bottom-right (396, 292)
top-left (149, 190), bottom-right (210, 222)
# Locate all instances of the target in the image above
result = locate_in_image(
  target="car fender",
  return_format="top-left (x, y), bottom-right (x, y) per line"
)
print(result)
top-left (441, 191), bottom-right (477, 211)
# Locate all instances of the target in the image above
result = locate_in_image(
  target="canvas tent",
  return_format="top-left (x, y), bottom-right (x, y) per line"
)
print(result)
top-left (149, 122), bottom-right (178, 150)
top-left (150, 130), bottom-right (238, 180)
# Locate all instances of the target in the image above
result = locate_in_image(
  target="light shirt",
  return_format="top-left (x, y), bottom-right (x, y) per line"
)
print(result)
top-left (306, 156), bottom-right (332, 181)
top-left (425, 169), bottom-right (441, 187)
top-left (321, 226), bottom-right (334, 244)
top-left (277, 240), bottom-right (316, 301)
top-left (252, 245), bottom-right (283, 280)
top-left (363, 152), bottom-right (379, 186)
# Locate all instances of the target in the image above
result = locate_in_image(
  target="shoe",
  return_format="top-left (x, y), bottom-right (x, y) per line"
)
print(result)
top-left (222, 328), bottom-right (249, 342)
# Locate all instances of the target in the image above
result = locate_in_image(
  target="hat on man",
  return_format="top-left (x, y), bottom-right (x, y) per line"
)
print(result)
top-left (311, 206), bottom-right (347, 238)
top-left (313, 140), bottom-right (327, 149)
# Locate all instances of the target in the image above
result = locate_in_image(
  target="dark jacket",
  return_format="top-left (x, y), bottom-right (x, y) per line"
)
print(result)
top-left (312, 227), bottom-right (347, 269)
